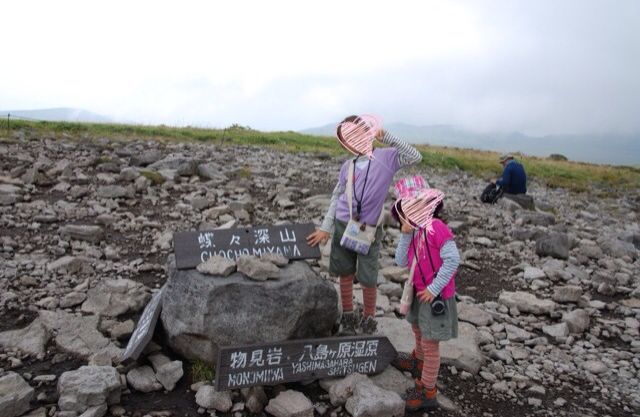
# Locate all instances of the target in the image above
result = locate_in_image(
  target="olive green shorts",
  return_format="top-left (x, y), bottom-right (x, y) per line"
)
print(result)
top-left (329, 220), bottom-right (383, 288)
top-left (406, 294), bottom-right (458, 341)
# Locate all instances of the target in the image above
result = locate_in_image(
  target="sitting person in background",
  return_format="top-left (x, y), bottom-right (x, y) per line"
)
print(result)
top-left (494, 153), bottom-right (527, 194)
top-left (492, 154), bottom-right (534, 209)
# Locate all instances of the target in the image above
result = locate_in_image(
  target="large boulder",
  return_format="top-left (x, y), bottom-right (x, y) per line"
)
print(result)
top-left (0, 372), bottom-right (35, 417)
top-left (160, 259), bottom-right (339, 363)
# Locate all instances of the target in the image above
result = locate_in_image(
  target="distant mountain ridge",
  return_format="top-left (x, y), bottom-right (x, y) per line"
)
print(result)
top-left (301, 123), bottom-right (640, 166)
top-left (0, 107), bottom-right (111, 123)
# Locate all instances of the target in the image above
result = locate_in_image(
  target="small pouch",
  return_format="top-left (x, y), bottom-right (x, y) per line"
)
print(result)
top-left (399, 258), bottom-right (417, 315)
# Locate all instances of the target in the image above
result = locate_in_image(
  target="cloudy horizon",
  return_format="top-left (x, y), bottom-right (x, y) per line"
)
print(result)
top-left (1, 0), bottom-right (639, 136)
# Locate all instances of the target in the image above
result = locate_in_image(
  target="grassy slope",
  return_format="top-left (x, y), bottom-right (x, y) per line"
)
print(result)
top-left (4, 120), bottom-right (639, 193)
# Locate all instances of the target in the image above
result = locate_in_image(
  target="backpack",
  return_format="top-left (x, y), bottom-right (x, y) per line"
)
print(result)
top-left (480, 183), bottom-right (503, 204)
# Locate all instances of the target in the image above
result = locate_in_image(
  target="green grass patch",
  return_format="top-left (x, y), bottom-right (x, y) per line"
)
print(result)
top-left (139, 170), bottom-right (166, 185)
top-left (5, 119), bottom-right (639, 193)
top-left (191, 360), bottom-right (215, 383)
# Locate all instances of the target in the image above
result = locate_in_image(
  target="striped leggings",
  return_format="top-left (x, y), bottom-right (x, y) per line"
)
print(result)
top-left (339, 275), bottom-right (376, 317)
top-left (412, 324), bottom-right (440, 390)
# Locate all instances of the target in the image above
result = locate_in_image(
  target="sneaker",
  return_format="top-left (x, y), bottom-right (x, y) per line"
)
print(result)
top-left (405, 380), bottom-right (439, 412)
top-left (391, 350), bottom-right (423, 379)
top-left (339, 311), bottom-right (359, 336)
top-left (360, 315), bottom-right (378, 335)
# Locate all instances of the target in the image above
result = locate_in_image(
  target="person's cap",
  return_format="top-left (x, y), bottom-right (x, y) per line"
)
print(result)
top-left (499, 153), bottom-right (513, 163)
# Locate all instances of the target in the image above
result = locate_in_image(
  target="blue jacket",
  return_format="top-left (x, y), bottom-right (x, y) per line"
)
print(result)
top-left (496, 160), bottom-right (527, 194)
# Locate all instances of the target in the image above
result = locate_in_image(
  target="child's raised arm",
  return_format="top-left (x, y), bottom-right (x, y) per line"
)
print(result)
top-left (378, 131), bottom-right (422, 167)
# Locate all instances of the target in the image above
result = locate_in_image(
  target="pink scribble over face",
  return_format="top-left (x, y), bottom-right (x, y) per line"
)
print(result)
top-left (394, 188), bottom-right (445, 232)
top-left (336, 114), bottom-right (382, 158)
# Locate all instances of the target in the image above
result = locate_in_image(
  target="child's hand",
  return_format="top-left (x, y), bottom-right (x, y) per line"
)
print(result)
top-left (306, 229), bottom-right (330, 247)
top-left (417, 288), bottom-right (436, 303)
top-left (399, 218), bottom-right (414, 234)
top-left (374, 129), bottom-right (386, 141)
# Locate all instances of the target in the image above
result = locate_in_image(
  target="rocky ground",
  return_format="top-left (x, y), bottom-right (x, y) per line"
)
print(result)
top-left (0, 131), bottom-right (639, 417)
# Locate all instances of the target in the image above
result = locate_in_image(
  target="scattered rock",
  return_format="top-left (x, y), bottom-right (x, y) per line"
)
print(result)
top-left (0, 319), bottom-right (50, 357)
top-left (345, 379), bottom-right (404, 417)
top-left (236, 255), bottom-right (280, 281)
top-left (82, 279), bottom-right (151, 317)
top-left (535, 233), bottom-right (569, 260)
top-left (197, 255), bottom-right (237, 277)
top-left (552, 285), bottom-right (583, 303)
top-left (126, 366), bottom-right (162, 393)
top-left (59, 225), bottom-right (105, 243)
top-left (0, 372), bottom-right (35, 417)
top-left (499, 291), bottom-right (557, 315)
top-left (195, 385), bottom-right (232, 412)
top-left (58, 366), bottom-right (121, 414)
top-left (265, 390), bottom-right (313, 417)
top-left (562, 309), bottom-right (590, 334)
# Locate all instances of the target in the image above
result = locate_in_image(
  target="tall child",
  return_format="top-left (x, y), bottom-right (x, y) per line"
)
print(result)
top-left (392, 189), bottom-right (460, 411)
top-left (307, 115), bottom-right (422, 335)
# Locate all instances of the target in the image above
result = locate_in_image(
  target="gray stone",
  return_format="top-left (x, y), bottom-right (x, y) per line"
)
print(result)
top-left (536, 233), bottom-right (570, 260)
top-left (517, 211), bottom-right (555, 226)
top-left (39, 311), bottom-right (121, 360)
top-left (47, 256), bottom-right (93, 274)
top-left (60, 292), bottom-right (88, 309)
top-left (96, 185), bottom-right (133, 199)
top-left (82, 279), bottom-right (151, 317)
top-left (126, 366), bottom-right (162, 393)
top-left (161, 260), bottom-right (339, 363)
top-left (0, 319), bottom-right (50, 357)
top-left (260, 252), bottom-right (290, 267)
top-left (58, 366), bottom-right (121, 414)
top-left (378, 282), bottom-right (403, 299)
top-left (0, 372), bottom-right (35, 417)
top-left (542, 322), bottom-right (570, 339)
top-left (265, 390), bottom-right (313, 417)
top-left (59, 225), bottom-right (104, 243)
top-left (498, 291), bottom-right (557, 315)
top-left (197, 255), bottom-right (237, 277)
top-left (377, 317), bottom-right (414, 354)
top-left (562, 309), bottom-right (590, 334)
top-left (197, 162), bottom-right (227, 181)
top-left (345, 379), bottom-right (405, 417)
top-left (195, 385), bottom-right (232, 412)
top-left (130, 150), bottom-right (163, 167)
top-left (458, 303), bottom-right (493, 327)
top-left (441, 322), bottom-right (486, 374)
top-left (78, 404), bottom-right (107, 417)
top-left (243, 386), bottom-right (268, 414)
top-left (523, 267), bottom-right (546, 281)
top-left (552, 286), bottom-right (583, 303)
top-left (370, 366), bottom-right (415, 396)
top-left (380, 266), bottom-right (407, 283)
top-left (504, 324), bottom-right (534, 342)
top-left (328, 373), bottom-right (369, 405)
top-left (582, 360), bottom-right (608, 375)
top-left (149, 155), bottom-right (198, 176)
top-left (599, 238), bottom-right (638, 260)
top-left (236, 255), bottom-right (280, 281)
top-left (150, 357), bottom-right (183, 392)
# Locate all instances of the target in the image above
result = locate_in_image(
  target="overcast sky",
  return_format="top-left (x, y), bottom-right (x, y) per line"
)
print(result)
top-left (1, 0), bottom-right (639, 135)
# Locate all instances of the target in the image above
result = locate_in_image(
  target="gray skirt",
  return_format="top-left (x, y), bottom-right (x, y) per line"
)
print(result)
top-left (406, 294), bottom-right (458, 341)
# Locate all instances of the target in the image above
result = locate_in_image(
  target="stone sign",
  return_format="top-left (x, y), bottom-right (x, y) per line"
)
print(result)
top-left (120, 286), bottom-right (164, 362)
top-left (173, 223), bottom-right (321, 270)
top-left (214, 335), bottom-right (397, 391)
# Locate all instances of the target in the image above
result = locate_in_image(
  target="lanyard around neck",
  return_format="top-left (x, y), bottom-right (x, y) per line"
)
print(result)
top-left (352, 156), bottom-right (371, 220)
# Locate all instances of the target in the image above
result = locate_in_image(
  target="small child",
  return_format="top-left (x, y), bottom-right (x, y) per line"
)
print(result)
top-left (307, 115), bottom-right (422, 335)
top-left (391, 187), bottom-right (460, 412)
